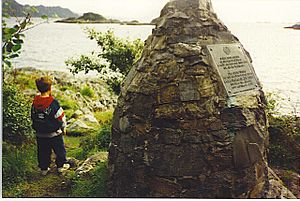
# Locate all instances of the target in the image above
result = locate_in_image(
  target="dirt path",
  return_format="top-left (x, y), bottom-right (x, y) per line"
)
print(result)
top-left (7, 167), bottom-right (72, 198)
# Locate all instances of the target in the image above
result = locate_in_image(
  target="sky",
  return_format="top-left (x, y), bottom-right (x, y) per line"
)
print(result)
top-left (15, 0), bottom-right (300, 23)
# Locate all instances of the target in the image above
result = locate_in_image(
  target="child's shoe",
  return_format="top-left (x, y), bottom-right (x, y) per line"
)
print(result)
top-left (41, 167), bottom-right (50, 176)
top-left (57, 163), bottom-right (70, 174)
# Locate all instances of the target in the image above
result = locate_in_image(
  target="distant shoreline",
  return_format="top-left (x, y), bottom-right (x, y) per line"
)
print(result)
top-left (54, 19), bottom-right (155, 26)
top-left (284, 23), bottom-right (300, 30)
top-left (284, 27), bottom-right (300, 30)
top-left (54, 12), bottom-right (156, 26)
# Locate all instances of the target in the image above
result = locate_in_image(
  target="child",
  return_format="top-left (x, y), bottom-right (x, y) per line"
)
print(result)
top-left (31, 77), bottom-right (70, 175)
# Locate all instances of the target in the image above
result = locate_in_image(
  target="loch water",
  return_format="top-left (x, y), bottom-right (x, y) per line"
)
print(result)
top-left (8, 18), bottom-right (300, 115)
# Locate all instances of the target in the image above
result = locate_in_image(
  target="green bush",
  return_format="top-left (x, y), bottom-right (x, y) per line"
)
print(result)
top-left (2, 82), bottom-right (34, 145)
top-left (79, 123), bottom-right (112, 159)
top-left (2, 142), bottom-right (37, 191)
top-left (70, 161), bottom-right (108, 197)
top-left (267, 115), bottom-right (300, 172)
top-left (66, 29), bottom-right (144, 94)
top-left (104, 73), bottom-right (124, 95)
top-left (95, 124), bottom-right (112, 150)
top-left (80, 85), bottom-right (95, 98)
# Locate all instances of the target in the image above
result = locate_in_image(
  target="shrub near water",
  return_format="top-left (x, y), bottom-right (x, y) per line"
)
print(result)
top-left (266, 92), bottom-right (300, 172)
top-left (2, 82), bottom-right (37, 195)
top-left (268, 115), bottom-right (300, 172)
top-left (66, 29), bottom-right (144, 95)
top-left (2, 82), bottom-right (34, 145)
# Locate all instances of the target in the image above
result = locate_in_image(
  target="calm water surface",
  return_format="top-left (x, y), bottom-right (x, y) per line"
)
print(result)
top-left (9, 19), bottom-right (300, 114)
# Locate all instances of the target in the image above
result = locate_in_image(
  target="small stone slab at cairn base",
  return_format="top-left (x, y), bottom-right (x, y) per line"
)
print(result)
top-left (108, 0), bottom-right (296, 198)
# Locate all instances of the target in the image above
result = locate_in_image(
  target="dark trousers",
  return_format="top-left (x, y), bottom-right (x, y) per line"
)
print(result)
top-left (36, 135), bottom-right (67, 170)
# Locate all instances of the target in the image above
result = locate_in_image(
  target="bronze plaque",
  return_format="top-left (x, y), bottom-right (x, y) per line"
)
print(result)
top-left (207, 43), bottom-right (259, 96)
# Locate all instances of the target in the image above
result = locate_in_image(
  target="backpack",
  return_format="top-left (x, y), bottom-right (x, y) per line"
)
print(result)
top-left (32, 105), bottom-right (62, 133)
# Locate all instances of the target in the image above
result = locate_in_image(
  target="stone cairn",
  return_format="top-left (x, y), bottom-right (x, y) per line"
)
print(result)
top-left (108, 0), bottom-right (295, 198)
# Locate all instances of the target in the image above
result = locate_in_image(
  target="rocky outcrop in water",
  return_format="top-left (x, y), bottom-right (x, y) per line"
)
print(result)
top-left (284, 23), bottom-right (300, 30)
top-left (108, 0), bottom-right (295, 198)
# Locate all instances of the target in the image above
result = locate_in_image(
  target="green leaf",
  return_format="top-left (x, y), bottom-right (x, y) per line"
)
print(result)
top-left (13, 39), bottom-right (24, 44)
top-left (9, 53), bottom-right (19, 59)
top-left (12, 44), bottom-right (22, 52)
top-left (3, 34), bottom-right (12, 43)
top-left (6, 42), bottom-right (13, 53)
top-left (3, 60), bottom-right (12, 67)
top-left (4, 28), bottom-right (17, 35)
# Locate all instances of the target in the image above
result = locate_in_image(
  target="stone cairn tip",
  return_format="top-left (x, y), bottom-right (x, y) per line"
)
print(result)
top-left (169, 0), bottom-right (214, 12)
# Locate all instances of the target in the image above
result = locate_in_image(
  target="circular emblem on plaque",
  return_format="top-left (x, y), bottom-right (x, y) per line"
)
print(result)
top-left (223, 46), bottom-right (231, 55)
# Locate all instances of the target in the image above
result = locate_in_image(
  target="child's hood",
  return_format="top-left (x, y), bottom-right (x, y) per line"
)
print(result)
top-left (33, 95), bottom-right (54, 110)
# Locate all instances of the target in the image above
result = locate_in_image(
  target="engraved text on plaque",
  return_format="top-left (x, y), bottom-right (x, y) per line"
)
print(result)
top-left (207, 43), bottom-right (259, 96)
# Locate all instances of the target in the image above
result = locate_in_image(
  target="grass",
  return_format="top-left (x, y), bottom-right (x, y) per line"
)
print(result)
top-left (2, 142), bottom-right (39, 197)
top-left (94, 110), bottom-right (113, 125)
top-left (66, 127), bottom-right (97, 137)
top-left (2, 143), bottom-right (37, 189)
top-left (80, 85), bottom-right (95, 98)
top-left (64, 136), bottom-right (84, 159)
top-left (55, 94), bottom-right (79, 111)
top-left (3, 171), bottom-right (72, 198)
top-left (60, 85), bottom-right (76, 92)
top-left (55, 93), bottom-right (79, 119)
top-left (3, 134), bottom-right (109, 198)
top-left (49, 134), bottom-right (110, 198)
top-left (69, 161), bottom-right (108, 197)
top-left (13, 71), bottom-right (39, 90)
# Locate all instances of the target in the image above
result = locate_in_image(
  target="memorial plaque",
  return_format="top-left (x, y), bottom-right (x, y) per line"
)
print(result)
top-left (207, 43), bottom-right (259, 96)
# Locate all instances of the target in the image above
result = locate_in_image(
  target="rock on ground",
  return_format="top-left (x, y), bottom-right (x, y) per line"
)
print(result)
top-left (75, 152), bottom-right (108, 176)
